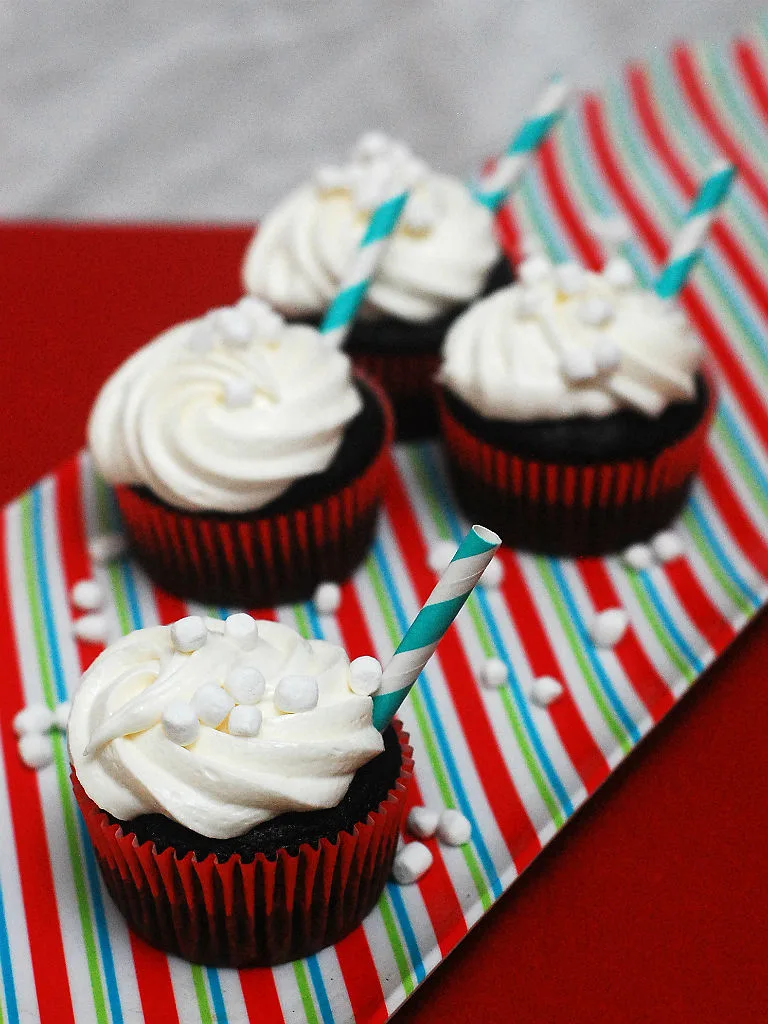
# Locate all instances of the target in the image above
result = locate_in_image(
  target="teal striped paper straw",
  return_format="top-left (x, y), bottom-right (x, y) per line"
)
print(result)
top-left (320, 187), bottom-right (410, 348)
top-left (372, 525), bottom-right (501, 731)
top-left (472, 76), bottom-right (571, 212)
top-left (655, 159), bottom-right (736, 299)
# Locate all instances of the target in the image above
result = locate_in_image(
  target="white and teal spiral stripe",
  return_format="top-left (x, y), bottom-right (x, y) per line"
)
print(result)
top-left (655, 159), bottom-right (736, 298)
top-left (372, 525), bottom-right (501, 731)
top-left (472, 76), bottom-right (571, 212)
top-left (319, 189), bottom-right (410, 348)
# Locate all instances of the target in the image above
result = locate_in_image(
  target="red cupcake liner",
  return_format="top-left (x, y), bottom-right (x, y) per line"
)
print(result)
top-left (72, 721), bottom-right (413, 967)
top-left (437, 376), bottom-right (716, 555)
top-left (350, 350), bottom-right (440, 441)
top-left (115, 373), bottom-right (394, 607)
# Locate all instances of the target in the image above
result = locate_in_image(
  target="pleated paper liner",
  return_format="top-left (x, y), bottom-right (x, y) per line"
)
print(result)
top-left (437, 377), bottom-right (716, 556)
top-left (71, 721), bottom-right (413, 968)
top-left (114, 373), bottom-right (394, 607)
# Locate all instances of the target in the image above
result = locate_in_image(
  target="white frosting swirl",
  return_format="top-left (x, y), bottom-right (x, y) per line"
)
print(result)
top-left (87, 301), bottom-right (362, 512)
top-left (242, 133), bottom-right (499, 323)
top-left (440, 257), bottom-right (703, 420)
top-left (68, 617), bottom-right (385, 839)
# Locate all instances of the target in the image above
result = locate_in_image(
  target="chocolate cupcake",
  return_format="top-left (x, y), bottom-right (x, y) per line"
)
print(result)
top-left (87, 299), bottom-right (392, 606)
top-left (68, 614), bottom-right (413, 967)
top-left (438, 255), bottom-right (715, 555)
top-left (242, 132), bottom-right (511, 438)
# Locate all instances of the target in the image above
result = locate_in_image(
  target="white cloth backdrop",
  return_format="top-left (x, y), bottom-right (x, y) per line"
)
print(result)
top-left (0, 1), bottom-right (762, 222)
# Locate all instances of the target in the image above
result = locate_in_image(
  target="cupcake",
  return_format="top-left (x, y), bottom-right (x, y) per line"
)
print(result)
top-left (68, 613), bottom-right (413, 966)
top-left (87, 299), bottom-right (393, 606)
top-left (242, 132), bottom-right (511, 439)
top-left (437, 255), bottom-right (715, 555)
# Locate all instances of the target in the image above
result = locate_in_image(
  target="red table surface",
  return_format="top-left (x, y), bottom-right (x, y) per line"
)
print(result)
top-left (1, 221), bottom-right (767, 1023)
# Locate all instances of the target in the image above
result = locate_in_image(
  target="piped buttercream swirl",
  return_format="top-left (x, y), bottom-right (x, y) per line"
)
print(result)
top-left (242, 133), bottom-right (499, 323)
top-left (440, 256), bottom-right (703, 420)
top-left (68, 617), bottom-right (384, 839)
top-left (87, 301), bottom-right (362, 512)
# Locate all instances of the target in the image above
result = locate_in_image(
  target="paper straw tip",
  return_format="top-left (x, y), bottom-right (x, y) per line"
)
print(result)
top-left (471, 524), bottom-right (502, 550)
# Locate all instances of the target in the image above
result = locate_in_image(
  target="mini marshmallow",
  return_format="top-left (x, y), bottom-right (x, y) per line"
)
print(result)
top-left (407, 806), bottom-right (439, 840)
top-left (479, 556), bottom-right (504, 588)
top-left (530, 675), bottom-right (564, 707)
top-left (314, 581), bottom-right (342, 615)
top-left (480, 657), bottom-right (508, 689)
top-left (274, 675), bottom-right (319, 714)
top-left (392, 842), bottom-right (433, 885)
top-left (349, 655), bottom-right (383, 696)
top-left (603, 256), bottom-right (636, 289)
top-left (71, 578), bottom-right (103, 611)
top-left (519, 255), bottom-right (552, 286)
top-left (170, 616), bottom-right (208, 654)
top-left (87, 533), bottom-right (126, 564)
top-left (228, 704), bottom-right (263, 738)
top-left (651, 530), bottom-right (684, 563)
top-left (561, 348), bottom-right (598, 382)
top-left (554, 262), bottom-right (586, 296)
top-left (578, 296), bottom-right (615, 328)
top-left (13, 703), bottom-right (54, 736)
top-left (427, 539), bottom-right (456, 574)
top-left (236, 296), bottom-right (284, 334)
top-left (224, 378), bottom-right (255, 409)
top-left (404, 195), bottom-right (436, 232)
top-left (590, 608), bottom-right (629, 648)
top-left (192, 683), bottom-right (235, 728)
top-left (162, 700), bottom-right (200, 746)
top-left (186, 315), bottom-right (217, 353)
top-left (314, 164), bottom-right (347, 190)
top-left (354, 130), bottom-right (391, 159)
top-left (224, 664), bottom-right (266, 704)
top-left (53, 701), bottom-right (72, 731)
top-left (18, 733), bottom-right (54, 770)
top-left (216, 307), bottom-right (252, 347)
top-left (225, 613), bottom-right (259, 650)
top-left (73, 613), bottom-right (108, 644)
top-left (622, 543), bottom-right (653, 571)
top-left (594, 338), bottom-right (622, 373)
top-left (437, 809), bottom-right (472, 847)
top-left (515, 288), bottom-right (539, 319)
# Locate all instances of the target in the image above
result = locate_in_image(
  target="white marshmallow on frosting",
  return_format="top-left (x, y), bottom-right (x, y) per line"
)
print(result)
top-left (274, 674), bottom-right (319, 714)
top-left (171, 616), bottom-right (208, 654)
top-left (392, 842), bottom-right (433, 885)
top-left (224, 378), bottom-right (255, 409)
top-left (162, 700), bottom-right (200, 747)
top-left (225, 613), bottom-right (259, 650)
top-left (223, 664), bottom-right (266, 705)
top-left (227, 704), bottom-right (263, 738)
top-left (216, 307), bottom-right (252, 347)
top-left (407, 806), bottom-right (439, 840)
top-left (192, 683), bottom-right (235, 728)
top-left (349, 656), bottom-right (383, 696)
